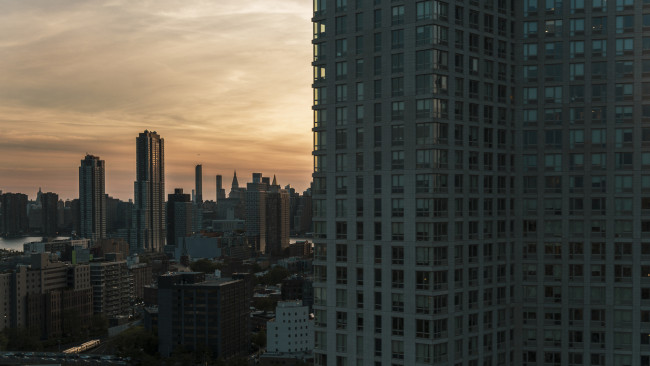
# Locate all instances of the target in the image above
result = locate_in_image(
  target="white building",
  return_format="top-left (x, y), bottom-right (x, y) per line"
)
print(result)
top-left (267, 300), bottom-right (313, 354)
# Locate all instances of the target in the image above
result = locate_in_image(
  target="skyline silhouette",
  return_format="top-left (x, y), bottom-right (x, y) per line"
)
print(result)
top-left (0, 0), bottom-right (313, 200)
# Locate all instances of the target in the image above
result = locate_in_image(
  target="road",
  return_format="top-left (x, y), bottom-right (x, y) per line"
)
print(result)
top-left (0, 351), bottom-right (129, 365)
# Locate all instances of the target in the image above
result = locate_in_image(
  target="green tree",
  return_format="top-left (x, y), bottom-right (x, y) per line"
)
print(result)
top-left (89, 314), bottom-right (109, 337)
top-left (189, 258), bottom-right (221, 274)
top-left (61, 309), bottom-right (83, 340)
top-left (258, 266), bottom-right (290, 286)
top-left (252, 330), bottom-right (266, 349)
top-left (113, 326), bottom-right (159, 363)
top-left (3, 327), bottom-right (42, 351)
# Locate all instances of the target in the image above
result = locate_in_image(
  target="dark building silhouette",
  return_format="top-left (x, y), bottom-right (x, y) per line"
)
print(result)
top-left (40, 192), bottom-right (58, 237)
top-left (158, 272), bottom-right (249, 358)
top-left (1, 193), bottom-right (29, 237)
top-left (229, 170), bottom-right (243, 198)
top-left (280, 275), bottom-right (314, 311)
top-left (105, 195), bottom-right (119, 234)
top-left (166, 188), bottom-right (192, 248)
top-left (59, 200), bottom-right (74, 234)
top-left (195, 164), bottom-right (203, 204)
top-left (216, 174), bottom-right (226, 202)
top-left (265, 177), bottom-right (290, 257)
top-left (246, 173), bottom-right (268, 253)
top-left (0, 254), bottom-right (93, 339)
top-left (297, 189), bottom-right (312, 235)
top-left (70, 199), bottom-right (80, 235)
top-left (133, 130), bottom-right (165, 253)
top-left (79, 154), bottom-right (106, 242)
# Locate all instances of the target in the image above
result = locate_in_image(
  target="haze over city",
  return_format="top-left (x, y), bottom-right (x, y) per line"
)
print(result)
top-left (0, 0), bottom-right (313, 200)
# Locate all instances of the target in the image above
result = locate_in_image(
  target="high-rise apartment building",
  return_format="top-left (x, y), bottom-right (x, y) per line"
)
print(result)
top-left (133, 130), bottom-right (165, 253)
top-left (166, 188), bottom-right (194, 247)
top-left (313, 1), bottom-right (517, 364)
top-left (79, 154), bottom-right (106, 242)
top-left (517, 1), bottom-right (650, 365)
top-left (313, 0), bottom-right (650, 365)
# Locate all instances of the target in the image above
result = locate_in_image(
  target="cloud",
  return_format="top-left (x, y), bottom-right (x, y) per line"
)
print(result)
top-left (0, 0), bottom-right (313, 200)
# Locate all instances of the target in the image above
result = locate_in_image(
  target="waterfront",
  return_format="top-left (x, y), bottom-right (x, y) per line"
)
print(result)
top-left (0, 236), bottom-right (70, 251)
top-left (1, 236), bottom-right (306, 252)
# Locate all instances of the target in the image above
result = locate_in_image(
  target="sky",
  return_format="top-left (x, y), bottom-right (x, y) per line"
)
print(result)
top-left (0, 0), bottom-right (313, 201)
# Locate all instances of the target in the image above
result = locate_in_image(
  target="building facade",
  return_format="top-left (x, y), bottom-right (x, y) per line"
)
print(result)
top-left (133, 130), bottom-right (165, 253)
top-left (157, 272), bottom-right (249, 358)
top-left (312, 0), bottom-right (517, 364)
top-left (166, 188), bottom-right (194, 248)
top-left (79, 154), bottom-right (106, 242)
top-left (517, 1), bottom-right (650, 365)
top-left (0, 193), bottom-right (29, 237)
top-left (40, 192), bottom-right (59, 237)
top-left (266, 178), bottom-right (291, 257)
top-left (90, 259), bottom-right (133, 317)
top-left (313, 0), bottom-right (650, 365)
top-left (1, 254), bottom-right (93, 339)
top-left (267, 300), bottom-right (314, 354)
top-left (246, 173), bottom-right (269, 253)
top-left (216, 174), bottom-right (227, 202)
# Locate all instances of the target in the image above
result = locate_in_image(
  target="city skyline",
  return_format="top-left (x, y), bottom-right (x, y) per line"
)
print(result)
top-left (0, 0), bottom-right (313, 200)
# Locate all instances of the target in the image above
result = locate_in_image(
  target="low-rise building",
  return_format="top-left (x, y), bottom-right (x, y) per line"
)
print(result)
top-left (266, 300), bottom-right (313, 354)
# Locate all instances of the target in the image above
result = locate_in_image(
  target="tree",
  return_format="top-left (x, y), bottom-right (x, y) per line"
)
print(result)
top-left (257, 266), bottom-right (290, 286)
top-left (189, 258), bottom-right (221, 274)
top-left (61, 309), bottom-right (83, 340)
top-left (252, 330), bottom-right (266, 349)
top-left (3, 327), bottom-right (42, 351)
top-left (89, 314), bottom-right (108, 337)
top-left (113, 326), bottom-right (159, 364)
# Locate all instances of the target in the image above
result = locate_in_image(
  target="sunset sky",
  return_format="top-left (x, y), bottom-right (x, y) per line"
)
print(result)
top-left (0, 0), bottom-right (313, 201)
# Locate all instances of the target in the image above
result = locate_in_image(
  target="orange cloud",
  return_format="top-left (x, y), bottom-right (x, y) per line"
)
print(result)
top-left (0, 0), bottom-right (313, 200)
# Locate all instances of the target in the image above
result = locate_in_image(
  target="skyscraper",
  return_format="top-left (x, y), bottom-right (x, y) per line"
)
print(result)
top-left (133, 130), bottom-right (165, 253)
top-left (265, 176), bottom-right (290, 257)
top-left (229, 170), bottom-right (240, 198)
top-left (246, 173), bottom-right (268, 253)
top-left (314, 1), bottom-right (650, 365)
top-left (216, 174), bottom-right (226, 202)
top-left (195, 164), bottom-right (203, 204)
top-left (40, 192), bottom-right (59, 237)
top-left (79, 154), bottom-right (106, 242)
top-left (166, 188), bottom-right (193, 248)
top-left (518, 1), bottom-right (650, 365)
